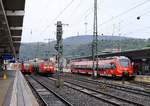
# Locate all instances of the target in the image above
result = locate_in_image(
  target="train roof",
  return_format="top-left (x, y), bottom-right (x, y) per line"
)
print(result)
top-left (106, 56), bottom-right (129, 60)
top-left (71, 56), bottom-right (129, 62)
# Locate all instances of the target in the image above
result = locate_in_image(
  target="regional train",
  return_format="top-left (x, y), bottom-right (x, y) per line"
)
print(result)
top-left (70, 56), bottom-right (133, 78)
top-left (21, 60), bottom-right (55, 75)
top-left (21, 63), bottom-right (33, 74)
top-left (34, 61), bottom-right (55, 75)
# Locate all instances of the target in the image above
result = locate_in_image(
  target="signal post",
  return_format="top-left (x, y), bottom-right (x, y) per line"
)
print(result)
top-left (55, 21), bottom-right (67, 88)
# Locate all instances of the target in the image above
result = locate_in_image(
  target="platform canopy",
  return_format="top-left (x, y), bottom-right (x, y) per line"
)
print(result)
top-left (0, 0), bottom-right (25, 58)
top-left (97, 48), bottom-right (150, 60)
top-left (71, 48), bottom-right (150, 61)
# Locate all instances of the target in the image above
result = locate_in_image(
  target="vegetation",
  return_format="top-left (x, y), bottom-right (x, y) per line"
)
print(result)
top-left (19, 35), bottom-right (149, 60)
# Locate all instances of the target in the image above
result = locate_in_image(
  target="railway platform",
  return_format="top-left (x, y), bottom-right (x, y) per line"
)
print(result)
top-left (135, 75), bottom-right (150, 83)
top-left (0, 70), bottom-right (38, 106)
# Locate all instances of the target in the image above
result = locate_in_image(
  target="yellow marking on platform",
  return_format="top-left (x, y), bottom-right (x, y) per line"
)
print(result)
top-left (3, 72), bottom-right (7, 80)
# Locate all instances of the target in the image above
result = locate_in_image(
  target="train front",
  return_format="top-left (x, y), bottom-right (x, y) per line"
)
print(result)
top-left (21, 63), bottom-right (33, 74)
top-left (117, 57), bottom-right (133, 77)
top-left (39, 63), bottom-right (55, 74)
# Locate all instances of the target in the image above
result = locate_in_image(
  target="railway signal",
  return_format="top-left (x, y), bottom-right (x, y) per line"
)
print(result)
top-left (55, 21), bottom-right (64, 88)
top-left (54, 21), bottom-right (68, 87)
top-left (56, 21), bottom-right (63, 41)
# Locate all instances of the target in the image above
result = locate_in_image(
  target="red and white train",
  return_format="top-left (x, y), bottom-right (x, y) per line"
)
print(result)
top-left (21, 60), bottom-right (55, 75)
top-left (70, 56), bottom-right (133, 78)
top-left (21, 63), bottom-right (33, 74)
top-left (36, 62), bottom-right (55, 74)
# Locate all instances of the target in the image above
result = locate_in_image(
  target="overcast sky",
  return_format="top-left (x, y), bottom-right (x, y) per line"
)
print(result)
top-left (21, 0), bottom-right (150, 42)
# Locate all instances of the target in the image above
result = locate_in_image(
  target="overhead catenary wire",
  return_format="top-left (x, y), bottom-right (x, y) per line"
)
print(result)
top-left (87, 0), bottom-right (150, 35)
top-left (137, 9), bottom-right (150, 19)
top-left (71, 0), bottom-right (150, 36)
top-left (27, 0), bottom-right (150, 41)
top-left (99, 0), bottom-right (150, 27)
top-left (40, 0), bottom-right (75, 36)
top-left (65, 0), bottom-right (83, 20)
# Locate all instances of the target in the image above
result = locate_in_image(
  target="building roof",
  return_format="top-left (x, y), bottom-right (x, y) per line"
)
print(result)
top-left (72, 48), bottom-right (150, 60)
top-left (0, 0), bottom-right (25, 57)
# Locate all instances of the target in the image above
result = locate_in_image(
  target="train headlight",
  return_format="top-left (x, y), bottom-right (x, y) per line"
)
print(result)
top-left (43, 66), bottom-right (47, 69)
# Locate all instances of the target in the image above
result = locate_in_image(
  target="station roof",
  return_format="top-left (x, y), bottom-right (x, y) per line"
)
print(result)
top-left (0, 0), bottom-right (25, 57)
top-left (72, 48), bottom-right (150, 61)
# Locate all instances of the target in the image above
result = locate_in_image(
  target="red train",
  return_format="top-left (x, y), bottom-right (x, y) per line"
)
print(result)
top-left (70, 56), bottom-right (133, 78)
top-left (37, 62), bottom-right (55, 74)
top-left (21, 60), bottom-right (55, 75)
top-left (21, 63), bottom-right (33, 74)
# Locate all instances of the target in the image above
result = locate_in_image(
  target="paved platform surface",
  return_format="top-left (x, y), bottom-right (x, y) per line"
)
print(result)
top-left (0, 70), bottom-right (15, 106)
top-left (0, 70), bottom-right (39, 106)
top-left (135, 75), bottom-right (150, 83)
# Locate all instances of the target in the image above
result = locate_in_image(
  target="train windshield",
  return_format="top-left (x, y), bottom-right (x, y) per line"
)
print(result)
top-left (119, 59), bottom-right (130, 67)
top-left (24, 64), bottom-right (30, 68)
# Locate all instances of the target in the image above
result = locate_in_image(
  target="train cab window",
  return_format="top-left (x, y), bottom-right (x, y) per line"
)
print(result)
top-left (110, 63), bottom-right (116, 69)
top-left (24, 64), bottom-right (30, 69)
top-left (119, 59), bottom-right (129, 67)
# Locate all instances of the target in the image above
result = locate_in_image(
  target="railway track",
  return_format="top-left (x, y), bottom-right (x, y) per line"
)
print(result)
top-left (129, 81), bottom-right (150, 88)
top-left (27, 74), bottom-right (149, 106)
top-left (62, 73), bottom-right (150, 97)
top-left (48, 76), bottom-right (146, 106)
top-left (33, 76), bottom-right (115, 106)
top-left (27, 76), bottom-right (73, 106)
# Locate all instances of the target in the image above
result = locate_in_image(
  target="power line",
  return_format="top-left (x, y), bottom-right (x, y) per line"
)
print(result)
top-left (137, 9), bottom-right (150, 19)
top-left (67, 0), bottom-right (82, 18)
top-left (99, 0), bottom-right (150, 26)
top-left (85, 1), bottom-right (102, 19)
top-left (40, 0), bottom-right (75, 36)
top-left (73, 0), bottom-right (150, 36)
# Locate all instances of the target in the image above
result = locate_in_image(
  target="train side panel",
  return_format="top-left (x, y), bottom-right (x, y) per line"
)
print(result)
top-left (70, 56), bottom-right (133, 78)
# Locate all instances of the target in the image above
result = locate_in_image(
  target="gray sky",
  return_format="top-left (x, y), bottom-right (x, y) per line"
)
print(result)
top-left (21, 0), bottom-right (150, 42)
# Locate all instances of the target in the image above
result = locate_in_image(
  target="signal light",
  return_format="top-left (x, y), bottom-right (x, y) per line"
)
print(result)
top-left (56, 21), bottom-right (62, 41)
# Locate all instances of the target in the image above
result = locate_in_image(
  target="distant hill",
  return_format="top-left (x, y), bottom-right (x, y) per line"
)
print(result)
top-left (19, 35), bottom-right (149, 60)
top-left (63, 35), bottom-right (132, 45)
